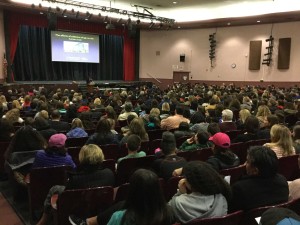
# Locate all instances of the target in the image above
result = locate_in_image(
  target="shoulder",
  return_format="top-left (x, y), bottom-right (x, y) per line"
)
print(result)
top-left (107, 210), bottom-right (126, 225)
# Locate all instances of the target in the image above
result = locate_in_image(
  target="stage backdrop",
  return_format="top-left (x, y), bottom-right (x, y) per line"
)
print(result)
top-left (5, 11), bottom-right (136, 82)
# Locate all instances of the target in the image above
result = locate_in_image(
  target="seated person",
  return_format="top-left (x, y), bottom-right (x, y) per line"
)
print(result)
top-left (230, 146), bottom-right (289, 211)
top-left (36, 144), bottom-right (115, 225)
top-left (153, 131), bottom-right (187, 180)
top-left (48, 109), bottom-right (70, 132)
top-left (174, 122), bottom-right (194, 140)
top-left (32, 133), bottom-right (76, 169)
top-left (117, 134), bottom-right (146, 164)
top-left (179, 131), bottom-right (212, 151)
top-left (233, 115), bottom-right (260, 143)
top-left (260, 207), bottom-right (300, 225)
top-left (66, 118), bottom-right (88, 138)
top-left (207, 132), bottom-right (240, 171)
top-left (219, 109), bottom-right (237, 133)
top-left (169, 161), bottom-right (231, 224)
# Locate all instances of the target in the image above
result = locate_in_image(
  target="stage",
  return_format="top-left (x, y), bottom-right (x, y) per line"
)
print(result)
top-left (0, 80), bottom-right (153, 94)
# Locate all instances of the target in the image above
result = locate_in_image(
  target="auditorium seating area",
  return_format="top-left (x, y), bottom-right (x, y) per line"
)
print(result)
top-left (0, 82), bottom-right (300, 225)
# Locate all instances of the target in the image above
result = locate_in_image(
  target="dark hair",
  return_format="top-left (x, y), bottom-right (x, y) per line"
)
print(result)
top-left (247, 146), bottom-right (278, 178)
top-left (160, 131), bottom-right (176, 155)
top-left (244, 115), bottom-right (260, 134)
top-left (183, 161), bottom-right (232, 202)
top-left (207, 122), bottom-right (220, 135)
top-left (34, 117), bottom-right (50, 131)
top-left (127, 134), bottom-right (141, 152)
top-left (124, 103), bottom-right (133, 112)
top-left (178, 122), bottom-right (189, 131)
top-left (267, 115), bottom-right (279, 128)
top-left (175, 105), bottom-right (184, 115)
top-left (96, 118), bottom-right (111, 133)
top-left (293, 125), bottom-right (300, 140)
top-left (51, 110), bottom-right (61, 119)
top-left (196, 131), bottom-right (210, 145)
top-left (122, 169), bottom-right (173, 225)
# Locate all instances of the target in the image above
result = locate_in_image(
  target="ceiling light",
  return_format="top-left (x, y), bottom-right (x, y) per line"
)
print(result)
top-left (149, 22), bottom-right (154, 28)
top-left (173, 1), bottom-right (177, 4)
top-left (56, 6), bottom-right (60, 12)
top-left (75, 11), bottom-right (80, 18)
top-left (257, 20), bottom-right (261, 23)
top-left (136, 19), bottom-right (140, 24)
top-left (31, 3), bottom-right (35, 8)
top-left (38, 3), bottom-right (42, 8)
top-left (227, 22), bottom-right (231, 26)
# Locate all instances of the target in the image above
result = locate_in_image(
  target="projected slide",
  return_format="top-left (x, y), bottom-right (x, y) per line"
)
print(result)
top-left (51, 31), bottom-right (99, 63)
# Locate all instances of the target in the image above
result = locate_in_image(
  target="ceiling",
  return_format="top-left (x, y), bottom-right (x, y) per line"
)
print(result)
top-left (2, 0), bottom-right (300, 29)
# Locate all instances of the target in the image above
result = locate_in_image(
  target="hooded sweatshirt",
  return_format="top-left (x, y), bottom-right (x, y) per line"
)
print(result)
top-left (168, 191), bottom-right (228, 224)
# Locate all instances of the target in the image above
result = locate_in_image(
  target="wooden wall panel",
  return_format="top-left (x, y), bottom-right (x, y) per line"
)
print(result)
top-left (278, 38), bottom-right (291, 69)
top-left (249, 40), bottom-right (262, 70)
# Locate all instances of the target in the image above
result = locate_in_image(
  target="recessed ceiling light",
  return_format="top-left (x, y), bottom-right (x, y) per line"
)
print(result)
top-left (173, 1), bottom-right (177, 4)
top-left (227, 22), bottom-right (231, 26)
top-left (177, 26), bottom-right (181, 29)
top-left (257, 20), bottom-right (261, 23)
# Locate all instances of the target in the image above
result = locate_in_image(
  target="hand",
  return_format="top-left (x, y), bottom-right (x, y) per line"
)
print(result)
top-left (187, 137), bottom-right (194, 144)
top-left (178, 178), bottom-right (188, 194)
top-left (172, 168), bottom-right (183, 177)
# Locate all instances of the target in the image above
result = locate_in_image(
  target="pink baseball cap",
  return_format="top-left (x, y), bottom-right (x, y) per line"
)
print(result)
top-left (209, 132), bottom-right (230, 148)
top-left (48, 133), bottom-right (67, 148)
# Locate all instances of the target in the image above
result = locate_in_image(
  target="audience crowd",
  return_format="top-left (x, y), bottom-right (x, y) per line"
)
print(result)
top-left (1, 82), bottom-right (300, 224)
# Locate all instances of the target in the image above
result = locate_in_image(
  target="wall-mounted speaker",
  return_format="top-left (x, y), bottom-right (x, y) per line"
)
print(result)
top-left (180, 54), bottom-right (185, 62)
top-left (47, 12), bottom-right (57, 31)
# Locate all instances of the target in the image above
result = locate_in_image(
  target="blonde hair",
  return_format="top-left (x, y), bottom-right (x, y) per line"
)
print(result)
top-left (94, 98), bottom-right (102, 105)
top-left (39, 110), bottom-right (49, 120)
top-left (256, 105), bottom-right (271, 117)
top-left (71, 118), bottom-right (84, 129)
top-left (161, 102), bottom-right (170, 112)
top-left (0, 95), bottom-right (7, 103)
top-left (79, 144), bottom-right (104, 165)
top-left (270, 124), bottom-right (294, 156)
top-left (12, 100), bottom-right (22, 110)
top-left (239, 109), bottom-right (251, 124)
top-left (5, 108), bottom-right (20, 123)
top-left (150, 108), bottom-right (160, 117)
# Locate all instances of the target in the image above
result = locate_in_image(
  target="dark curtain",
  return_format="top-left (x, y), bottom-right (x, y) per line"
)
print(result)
top-left (13, 26), bottom-right (124, 81)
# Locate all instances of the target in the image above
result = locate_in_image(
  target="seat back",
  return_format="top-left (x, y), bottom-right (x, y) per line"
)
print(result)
top-left (67, 146), bottom-right (81, 166)
top-left (165, 176), bottom-right (184, 201)
top-left (114, 182), bottom-right (130, 203)
top-left (27, 165), bottom-right (71, 222)
top-left (56, 186), bottom-right (114, 225)
top-left (189, 147), bottom-right (213, 161)
top-left (148, 129), bottom-right (165, 141)
top-left (176, 136), bottom-right (190, 148)
top-left (230, 142), bottom-right (247, 164)
top-left (0, 141), bottom-right (10, 175)
top-left (219, 164), bottom-right (246, 185)
top-left (177, 151), bottom-right (192, 161)
top-left (278, 154), bottom-right (300, 181)
top-left (148, 139), bottom-right (162, 155)
top-left (242, 200), bottom-right (292, 225)
top-left (288, 197), bottom-right (300, 215)
top-left (102, 159), bottom-right (116, 175)
top-left (116, 155), bottom-right (156, 185)
top-left (100, 144), bottom-right (121, 160)
top-left (226, 130), bottom-right (244, 141)
top-left (65, 136), bottom-right (89, 148)
top-left (185, 210), bottom-right (244, 225)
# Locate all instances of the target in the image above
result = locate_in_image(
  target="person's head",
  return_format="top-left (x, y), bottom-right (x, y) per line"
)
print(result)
top-left (46, 133), bottom-right (67, 155)
top-left (246, 146), bottom-right (278, 177)
top-left (5, 108), bottom-right (22, 124)
top-left (71, 118), bottom-right (84, 129)
top-left (96, 118), bottom-right (111, 133)
top-left (161, 102), bottom-right (170, 112)
top-left (150, 108), bottom-right (160, 117)
top-left (51, 110), bottom-right (61, 120)
top-left (178, 122), bottom-right (189, 131)
top-left (124, 102), bottom-right (133, 112)
top-left (175, 105), bottom-right (184, 115)
top-left (239, 109), bottom-right (251, 124)
top-left (12, 100), bottom-right (21, 109)
top-left (260, 207), bottom-right (300, 225)
top-left (209, 132), bottom-right (231, 153)
top-left (127, 114), bottom-right (136, 125)
top-left (124, 169), bottom-right (170, 225)
top-left (0, 118), bottom-right (14, 137)
top-left (182, 161), bottom-right (231, 201)
top-left (79, 144), bottom-right (104, 166)
top-left (222, 109), bottom-right (233, 122)
top-left (129, 118), bottom-right (147, 137)
top-left (39, 110), bottom-right (49, 120)
top-left (196, 131), bottom-right (210, 145)
top-left (266, 115), bottom-right (279, 128)
top-left (207, 122), bottom-right (221, 136)
top-left (256, 105), bottom-right (271, 117)
top-left (270, 124), bottom-right (294, 156)
top-left (292, 125), bottom-right (300, 140)
top-left (34, 116), bottom-right (51, 131)
top-left (161, 131), bottom-right (176, 155)
top-left (126, 134), bottom-right (141, 152)
top-left (244, 115), bottom-right (260, 134)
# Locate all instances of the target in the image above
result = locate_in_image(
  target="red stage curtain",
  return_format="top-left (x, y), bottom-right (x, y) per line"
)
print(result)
top-left (6, 11), bottom-right (135, 81)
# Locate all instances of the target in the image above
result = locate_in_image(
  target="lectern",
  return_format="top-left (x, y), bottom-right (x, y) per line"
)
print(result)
top-left (173, 71), bottom-right (190, 83)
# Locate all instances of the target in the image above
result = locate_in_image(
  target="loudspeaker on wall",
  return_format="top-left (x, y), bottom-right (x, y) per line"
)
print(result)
top-left (47, 13), bottom-right (57, 31)
top-left (180, 54), bottom-right (185, 62)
